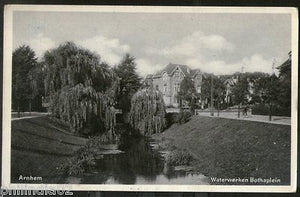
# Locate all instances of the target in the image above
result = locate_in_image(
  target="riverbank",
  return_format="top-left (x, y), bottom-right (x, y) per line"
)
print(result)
top-left (11, 116), bottom-right (87, 183)
top-left (152, 115), bottom-right (291, 185)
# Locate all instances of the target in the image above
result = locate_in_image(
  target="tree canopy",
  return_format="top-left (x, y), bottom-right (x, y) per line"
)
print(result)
top-left (232, 75), bottom-right (250, 106)
top-left (43, 42), bottom-right (119, 135)
top-left (201, 74), bottom-right (226, 109)
top-left (113, 54), bottom-right (141, 115)
top-left (12, 45), bottom-right (38, 113)
top-left (129, 87), bottom-right (166, 136)
top-left (178, 75), bottom-right (198, 111)
top-left (277, 61), bottom-right (291, 114)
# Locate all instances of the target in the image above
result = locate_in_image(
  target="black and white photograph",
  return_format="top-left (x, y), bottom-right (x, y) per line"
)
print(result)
top-left (2, 5), bottom-right (298, 192)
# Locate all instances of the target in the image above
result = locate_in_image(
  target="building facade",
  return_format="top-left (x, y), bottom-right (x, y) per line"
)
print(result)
top-left (146, 63), bottom-right (203, 108)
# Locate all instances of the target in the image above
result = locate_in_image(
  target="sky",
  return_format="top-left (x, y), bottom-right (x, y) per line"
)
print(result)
top-left (13, 11), bottom-right (291, 77)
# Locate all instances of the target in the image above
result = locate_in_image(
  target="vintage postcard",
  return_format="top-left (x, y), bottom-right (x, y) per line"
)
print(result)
top-left (2, 5), bottom-right (298, 192)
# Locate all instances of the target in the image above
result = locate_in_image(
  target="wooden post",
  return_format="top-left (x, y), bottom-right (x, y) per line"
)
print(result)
top-left (17, 101), bottom-right (20, 118)
top-left (29, 100), bottom-right (32, 116)
top-left (217, 98), bottom-right (220, 117)
top-left (269, 103), bottom-right (272, 121)
top-left (238, 103), bottom-right (240, 118)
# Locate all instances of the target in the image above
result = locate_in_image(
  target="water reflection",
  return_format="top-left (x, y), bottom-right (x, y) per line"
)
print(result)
top-left (76, 135), bottom-right (209, 185)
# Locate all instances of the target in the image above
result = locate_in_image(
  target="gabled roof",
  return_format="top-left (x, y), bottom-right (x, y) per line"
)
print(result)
top-left (152, 63), bottom-right (201, 78)
top-left (277, 59), bottom-right (291, 69)
top-left (277, 51), bottom-right (291, 70)
top-left (190, 69), bottom-right (201, 78)
top-left (145, 74), bottom-right (153, 79)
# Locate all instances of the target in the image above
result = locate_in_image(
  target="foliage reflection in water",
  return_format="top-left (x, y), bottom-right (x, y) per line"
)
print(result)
top-left (65, 135), bottom-right (209, 185)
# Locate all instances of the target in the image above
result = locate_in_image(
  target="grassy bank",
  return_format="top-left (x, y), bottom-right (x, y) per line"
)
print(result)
top-left (11, 116), bottom-right (88, 183)
top-left (152, 116), bottom-right (291, 185)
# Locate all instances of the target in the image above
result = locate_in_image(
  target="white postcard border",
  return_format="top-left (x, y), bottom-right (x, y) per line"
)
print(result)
top-left (2, 5), bottom-right (298, 193)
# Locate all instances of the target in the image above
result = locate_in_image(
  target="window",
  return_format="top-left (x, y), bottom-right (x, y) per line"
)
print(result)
top-left (174, 97), bottom-right (178, 104)
top-left (156, 85), bottom-right (159, 91)
top-left (174, 83), bottom-right (180, 92)
top-left (164, 83), bottom-right (168, 92)
top-left (196, 75), bottom-right (202, 81)
top-left (197, 85), bottom-right (201, 93)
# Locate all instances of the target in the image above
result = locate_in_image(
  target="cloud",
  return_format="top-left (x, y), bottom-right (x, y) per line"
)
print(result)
top-left (26, 34), bottom-right (56, 59)
top-left (23, 32), bottom-right (273, 77)
top-left (24, 34), bottom-right (131, 65)
top-left (26, 34), bottom-right (130, 65)
top-left (182, 31), bottom-right (235, 52)
top-left (142, 31), bottom-right (239, 76)
top-left (78, 35), bottom-right (130, 65)
top-left (143, 31), bottom-right (274, 76)
top-left (135, 58), bottom-right (163, 77)
top-left (185, 58), bottom-right (236, 75)
top-left (147, 31), bottom-right (234, 58)
top-left (241, 54), bottom-right (274, 73)
top-left (185, 54), bottom-right (274, 75)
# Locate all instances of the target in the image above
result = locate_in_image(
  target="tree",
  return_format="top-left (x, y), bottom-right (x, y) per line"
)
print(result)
top-left (248, 72), bottom-right (269, 104)
top-left (12, 45), bottom-right (38, 117)
top-left (231, 74), bottom-right (249, 118)
top-left (113, 54), bottom-right (141, 118)
top-left (129, 87), bottom-right (166, 136)
top-left (200, 74), bottom-right (212, 109)
top-left (43, 42), bottom-right (119, 136)
top-left (27, 62), bottom-right (46, 112)
top-left (178, 75), bottom-right (198, 112)
top-left (252, 74), bottom-right (280, 120)
top-left (213, 76), bottom-right (226, 116)
top-left (277, 60), bottom-right (291, 116)
top-left (201, 74), bottom-right (226, 111)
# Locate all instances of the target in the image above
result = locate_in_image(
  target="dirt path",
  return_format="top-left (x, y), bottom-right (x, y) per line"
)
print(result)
top-left (11, 112), bottom-right (50, 121)
top-left (196, 111), bottom-right (291, 125)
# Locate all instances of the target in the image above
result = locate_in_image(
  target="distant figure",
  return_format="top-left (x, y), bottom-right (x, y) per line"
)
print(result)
top-left (243, 106), bottom-right (248, 116)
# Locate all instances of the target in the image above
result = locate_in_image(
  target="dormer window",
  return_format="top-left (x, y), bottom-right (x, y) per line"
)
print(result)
top-left (163, 72), bottom-right (168, 81)
top-left (195, 74), bottom-right (202, 81)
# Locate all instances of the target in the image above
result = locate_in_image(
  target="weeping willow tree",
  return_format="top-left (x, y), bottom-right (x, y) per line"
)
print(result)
top-left (44, 42), bottom-right (119, 136)
top-left (129, 87), bottom-right (166, 136)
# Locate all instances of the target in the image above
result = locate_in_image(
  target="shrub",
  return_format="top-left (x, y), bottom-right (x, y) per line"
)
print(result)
top-left (252, 103), bottom-right (290, 117)
top-left (165, 111), bottom-right (192, 126)
top-left (179, 110), bottom-right (192, 124)
top-left (165, 113), bottom-right (181, 127)
top-left (166, 150), bottom-right (194, 166)
top-left (58, 135), bottom-right (112, 175)
top-left (58, 145), bottom-right (96, 175)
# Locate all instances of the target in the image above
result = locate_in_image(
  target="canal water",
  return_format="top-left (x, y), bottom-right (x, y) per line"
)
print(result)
top-left (65, 136), bottom-right (209, 185)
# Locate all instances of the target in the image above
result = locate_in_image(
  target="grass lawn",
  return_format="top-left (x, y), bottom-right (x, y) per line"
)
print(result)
top-left (152, 115), bottom-right (291, 185)
top-left (11, 116), bottom-right (88, 183)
